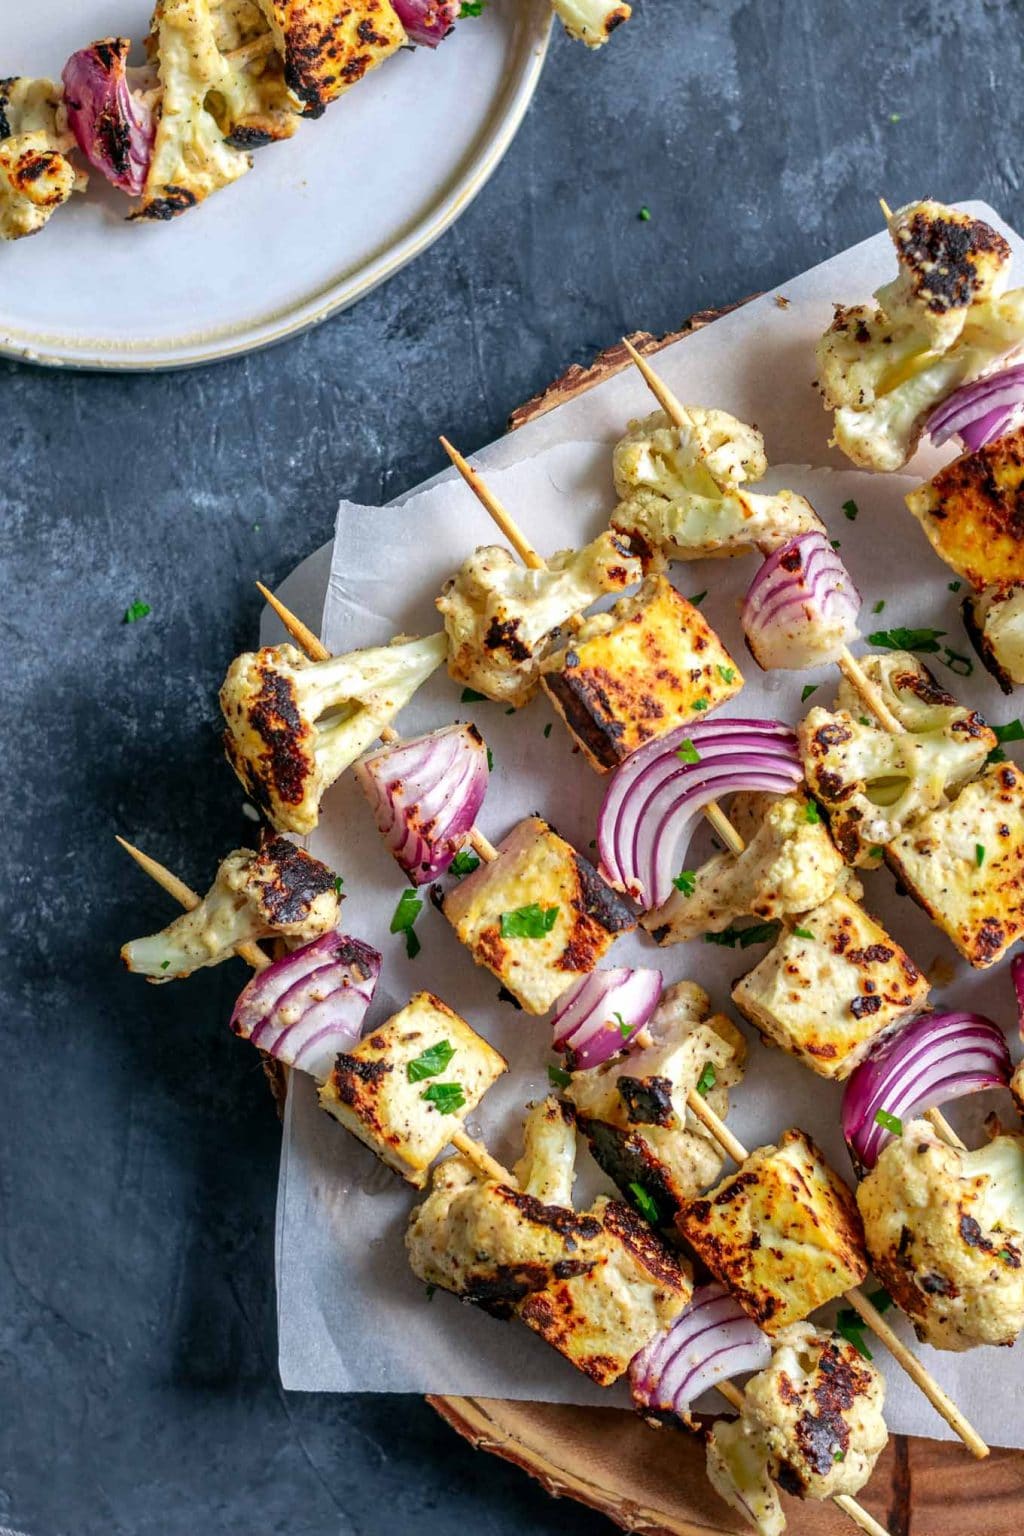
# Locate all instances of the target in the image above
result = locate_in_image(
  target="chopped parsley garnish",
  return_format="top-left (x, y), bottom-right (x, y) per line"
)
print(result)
top-left (333, 876), bottom-right (344, 895)
top-left (976, 843), bottom-right (986, 867)
top-left (673, 869), bottom-right (697, 896)
top-left (705, 920), bottom-right (781, 949)
top-left (689, 590), bottom-right (708, 606)
top-left (614, 1011), bottom-right (633, 1039)
top-left (995, 720), bottom-right (1024, 743)
top-left (505, 706), bottom-right (515, 715)
top-left (543, 723), bottom-right (553, 738)
top-left (695, 1061), bottom-right (717, 1097)
top-left (421, 1082), bottom-right (466, 1114)
top-left (941, 646), bottom-right (973, 677)
top-left (548, 1062), bottom-right (572, 1089)
top-left (872, 599), bottom-right (885, 614)
top-left (870, 845), bottom-right (885, 860)
top-left (449, 849), bottom-right (481, 877)
top-left (160, 959), bottom-right (170, 971)
top-left (692, 698), bottom-right (709, 711)
top-left (407, 1039), bottom-right (456, 1082)
top-left (123, 601), bottom-right (151, 624)
top-left (874, 1108), bottom-right (903, 1136)
top-left (629, 1182), bottom-right (660, 1224)
top-left (1000, 1248), bottom-right (1016, 1262)
top-left (801, 683), bottom-right (818, 703)
top-left (638, 206), bottom-right (652, 222)
top-left (868, 626), bottom-right (945, 654)
top-left (460, 1), bottom-right (486, 14)
top-left (390, 889), bottom-right (424, 958)
top-left (805, 800), bottom-right (821, 824)
top-left (836, 1313), bottom-right (873, 1361)
top-left (718, 665), bottom-right (736, 684)
top-left (842, 499), bottom-right (859, 521)
top-left (461, 687), bottom-right (488, 702)
top-left (501, 903), bottom-right (559, 939)
top-left (676, 739), bottom-right (700, 764)
top-left (948, 580), bottom-right (962, 593)
top-left (486, 747), bottom-right (494, 772)
top-left (425, 1283), bottom-right (436, 1300)
top-left (793, 927), bottom-right (815, 940)
top-left (830, 538), bottom-right (841, 550)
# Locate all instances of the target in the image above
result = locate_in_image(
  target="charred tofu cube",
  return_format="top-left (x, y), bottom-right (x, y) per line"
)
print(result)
top-left (906, 427), bottom-right (1024, 591)
top-left (442, 816), bottom-right (636, 1014)
top-left (255, 0), bottom-right (404, 116)
top-left (731, 890), bottom-right (929, 1079)
top-left (676, 1129), bottom-right (868, 1333)
top-left (885, 761), bottom-right (1024, 968)
top-left (318, 992), bottom-right (506, 1186)
top-left (540, 575), bottom-right (743, 771)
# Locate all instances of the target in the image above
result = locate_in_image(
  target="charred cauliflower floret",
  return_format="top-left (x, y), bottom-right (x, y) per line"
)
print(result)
top-left (816, 203), bottom-right (1024, 472)
top-left (706, 1415), bottom-right (785, 1536)
top-left (964, 585), bottom-right (1024, 693)
top-left (0, 76), bottom-right (83, 241)
top-left (548, 0), bottom-right (631, 47)
top-left (642, 792), bottom-right (846, 945)
top-left (255, 0), bottom-right (404, 117)
top-left (120, 835), bottom-right (341, 979)
top-left (611, 407), bottom-right (822, 563)
top-left (799, 699), bottom-right (994, 866)
top-left (718, 1322), bottom-right (887, 1510)
top-left (857, 1120), bottom-right (1024, 1350)
top-left (567, 981), bottom-right (746, 1217)
top-left (833, 650), bottom-right (980, 733)
top-left (906, 426), bottom-right (1024, 592)
top-left (219, 634), bottom-right (447, 834)
top-left (208, 0), bottom-right (296, 146)
top-left (437, 533), bottom-right (642, 709)
top-left (406, 1098), bottom-right (691, 1383)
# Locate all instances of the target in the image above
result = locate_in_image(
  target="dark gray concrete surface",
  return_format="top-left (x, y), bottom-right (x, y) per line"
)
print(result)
top-left (2, 3), bottom-right (1022, 1531)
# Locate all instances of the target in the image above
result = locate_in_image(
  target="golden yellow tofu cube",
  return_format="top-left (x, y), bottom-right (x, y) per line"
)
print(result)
top-left (256, 0), bottom-right (405, 116)
top-left (540, 574), bottom-right (743, 771)
top-left (676, 1130), bottom-right (868, 1333)
top-left (885, 761), bottom-right (1024, 968)
top-left (731, 891), bottom-right (929, 1079)
top-left (318, 992), bottom-right (506, 1186)
top-left (906, 426), bottom-right (1024, 590)
top-left (442, 816), bottom-right (636, 1015)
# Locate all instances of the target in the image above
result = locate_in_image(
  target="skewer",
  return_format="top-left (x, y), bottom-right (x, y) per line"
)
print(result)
top-left (115, 835), bottom-right (512, 1185)
top-left (713, 1379), bottom-right (890, 1536)
top-left (256, 582), bottom-right (499, 862)
top-left (437, 437), bottom-right (746, 860)
top-left (680, 1092), bottom-right (989, 1459)
top-left (879, 198), bottom-right (894, 223)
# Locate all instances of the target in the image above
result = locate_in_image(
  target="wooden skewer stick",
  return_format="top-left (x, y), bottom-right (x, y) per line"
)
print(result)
top-left (714, 1380), bottom-right (891, 1536)
top-left (879, 198), bottom-right (894, 223)
top-left (437, 436), bottom-right (746, 860)
top-left (115, 834), bottom-right (512, 1185)
top-left (256, 582), bottom-right (499, 863)
top-left (683, 1091), bottom-right (989, 1459)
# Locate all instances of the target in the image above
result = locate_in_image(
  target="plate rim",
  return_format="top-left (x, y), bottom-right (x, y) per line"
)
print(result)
top-left (0, 4), bottom-right (552, 373)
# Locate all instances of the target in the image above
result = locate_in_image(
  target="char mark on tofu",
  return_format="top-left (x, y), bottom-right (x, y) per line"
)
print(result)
top-left (963, 584), bottom-right (1024, 693)
top-left (255, 0), bottom-right (405, 116)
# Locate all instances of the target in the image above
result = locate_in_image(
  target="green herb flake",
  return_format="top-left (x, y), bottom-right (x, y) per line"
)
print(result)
top-left (874, 1108), bottom-right (903, 1136)
top-left (333, 875), bottom-right (344, 895)
top-left (461, 687), bottom-right (488, 702)
top-left (842, 499), bottom-right (859, 521)
top-left (948, 580), bottom-right (962, 593)
top-left (830, 538), bottom-right (841, 550)
top-left (793, 927), bottom-right (815, 940)
top-left (638, 206), bottom-right (652, 222)
top-left (407, 1039), bottom-right (456, 1083)
top-left (706, 920), bottom-right (781, 949)
top-left (543, 723), bottom-right (553, 738)
top-left (695, 1061), bottom-right (717, 1098)
top-left (123, 601), bottom-right (151, 624)
top-left (505, 707), bottom-right (515, 715)
top-left (869, 1287), bottom-right (893, 1314)
top-left (421, 1081), bottom-right (466, 1114)
top-left (801, 684), bottom-right (818, 703)
top-left (995, 720), bottom-right (1024, 744)
top-left (805, 800), bottom-right (821, 824)
top-left (718, 665), bottom-right (736, 684)
top-left (673, 869), bottom-right (697, 896)
top-left (835, 1312), bottom-right (874, 1361)
top-left (999, 1247), bottom-right (1016, 1263)
top-left (628, 1182), bottom-right (660, 1224)
top-left (689, 590), bottom-right (708, 606)
top-left (486, 747), bottom-right (494, 772)
top-left (676, 739), bottom-right (700, 764)
top-left (870, 845), bottom-right (885, 861)
top-left (614, 1011), bottom-right (633, 1040)
top-left (160, 959), bottom-right (170, 971)
top-left (500, 903), bottom-right (559, 939)
top-left (976, 843), bottom-right (986, 867)
top-left (868, 626), bottom-right (945, 654)
top-left (460, 0), bottom-right (486, 14)
top-left (692, 698), bottom-right (709, 711)
top-left (548, 1062), bottom-right (572, 1089)
top-left (872, 599), bottom-right (885, 614)
top-left (942, 646), bottom-right (973, 678)
top-left (449, 849), bottom-right (481, 878)
top-left (390, 888), bottom-right (424, 959)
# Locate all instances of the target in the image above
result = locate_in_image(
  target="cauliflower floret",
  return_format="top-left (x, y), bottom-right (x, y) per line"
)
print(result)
top-left (514, 1096), bottom-right (577, 1206)
top-left (548, 0), bottom-right (631, 46)
top-left (220, 634), bottom-right (448, 834)
top-left (0, 76), bottom-right (84, 241)
top-left (965, 585), bottom-right (1024, 693)
top-left (612, 408), bottom-right (822, 562)
top-left (857, 1120), bottom-right (1024, 1350)
top-left (641, 792), bottom-right (845, 944)
top-left (437, 531), bottom-right (642, 707)
top-left (120, 835), bottom-right (341, 979)
top-left (705, 1417), bottom-right (785, 1536)
top-left (875, 200), bottom-right (1012, 351)
top-left (832, 650), bottom-right (979, 733)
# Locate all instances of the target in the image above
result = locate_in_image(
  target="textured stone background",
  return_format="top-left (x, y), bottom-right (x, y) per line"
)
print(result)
top-left (2, 3), bottom-right (1023, 1532)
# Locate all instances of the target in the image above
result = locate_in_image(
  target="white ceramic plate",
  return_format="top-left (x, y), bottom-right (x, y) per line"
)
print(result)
top-left (0, 0), bottom-right (551, 370)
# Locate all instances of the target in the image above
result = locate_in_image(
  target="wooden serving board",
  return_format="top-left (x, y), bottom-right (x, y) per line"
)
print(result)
top-left (423, 313), bottom-right (1024, 1536)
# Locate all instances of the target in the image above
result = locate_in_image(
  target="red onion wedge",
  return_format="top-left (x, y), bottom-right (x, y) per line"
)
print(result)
top-left (391, 0), bottom-right (460, 45)
top-left (551, 967), bottom-right (662, 1070)
top-left (630, 1283), bottom-right (771, 1425)
top-left (842, 1009), bottom-right (1012, 1171)
top-left (230, 932), bottom-right (381, 1083)
top-left (354, 724), bottom-right (489, 885)
top-left (1013, 954), bottom-right (1024, 1041)
top-left (62, 38), bottom-right (155, 196)
top-left (926, 364), bottom-right (1024, 451)
top-left (742, 532), bottom-right (861, 672)
top-left (597, 718), bottom-right (803, 909)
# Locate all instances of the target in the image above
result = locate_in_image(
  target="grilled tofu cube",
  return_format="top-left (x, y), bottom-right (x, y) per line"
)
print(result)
top-left (442, 816), bottom-right (636, 1014)
top-left (318, 992), bottom-right (506, 1186)
top-left (567, 981), bottom-right (746, 1215)
top-left (731, 890), bottom-right (929, 1080)
top-left (964, 585), bottom-right (1024, 693)
top-left (541, 575), bottom-right (743, 771)
top-left (906, 427), bottom-right (1024, 591)
top-left (885, 761), bottom-right (1024, 967)
top-left (677, 1129), bottom-right (868, 1333)
top-left (255, 0), bottom-right (404, 117)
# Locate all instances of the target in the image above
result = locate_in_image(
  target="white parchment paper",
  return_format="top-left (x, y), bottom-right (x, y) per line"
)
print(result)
top-left (274, 204), bottom-right (1024, 1444)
